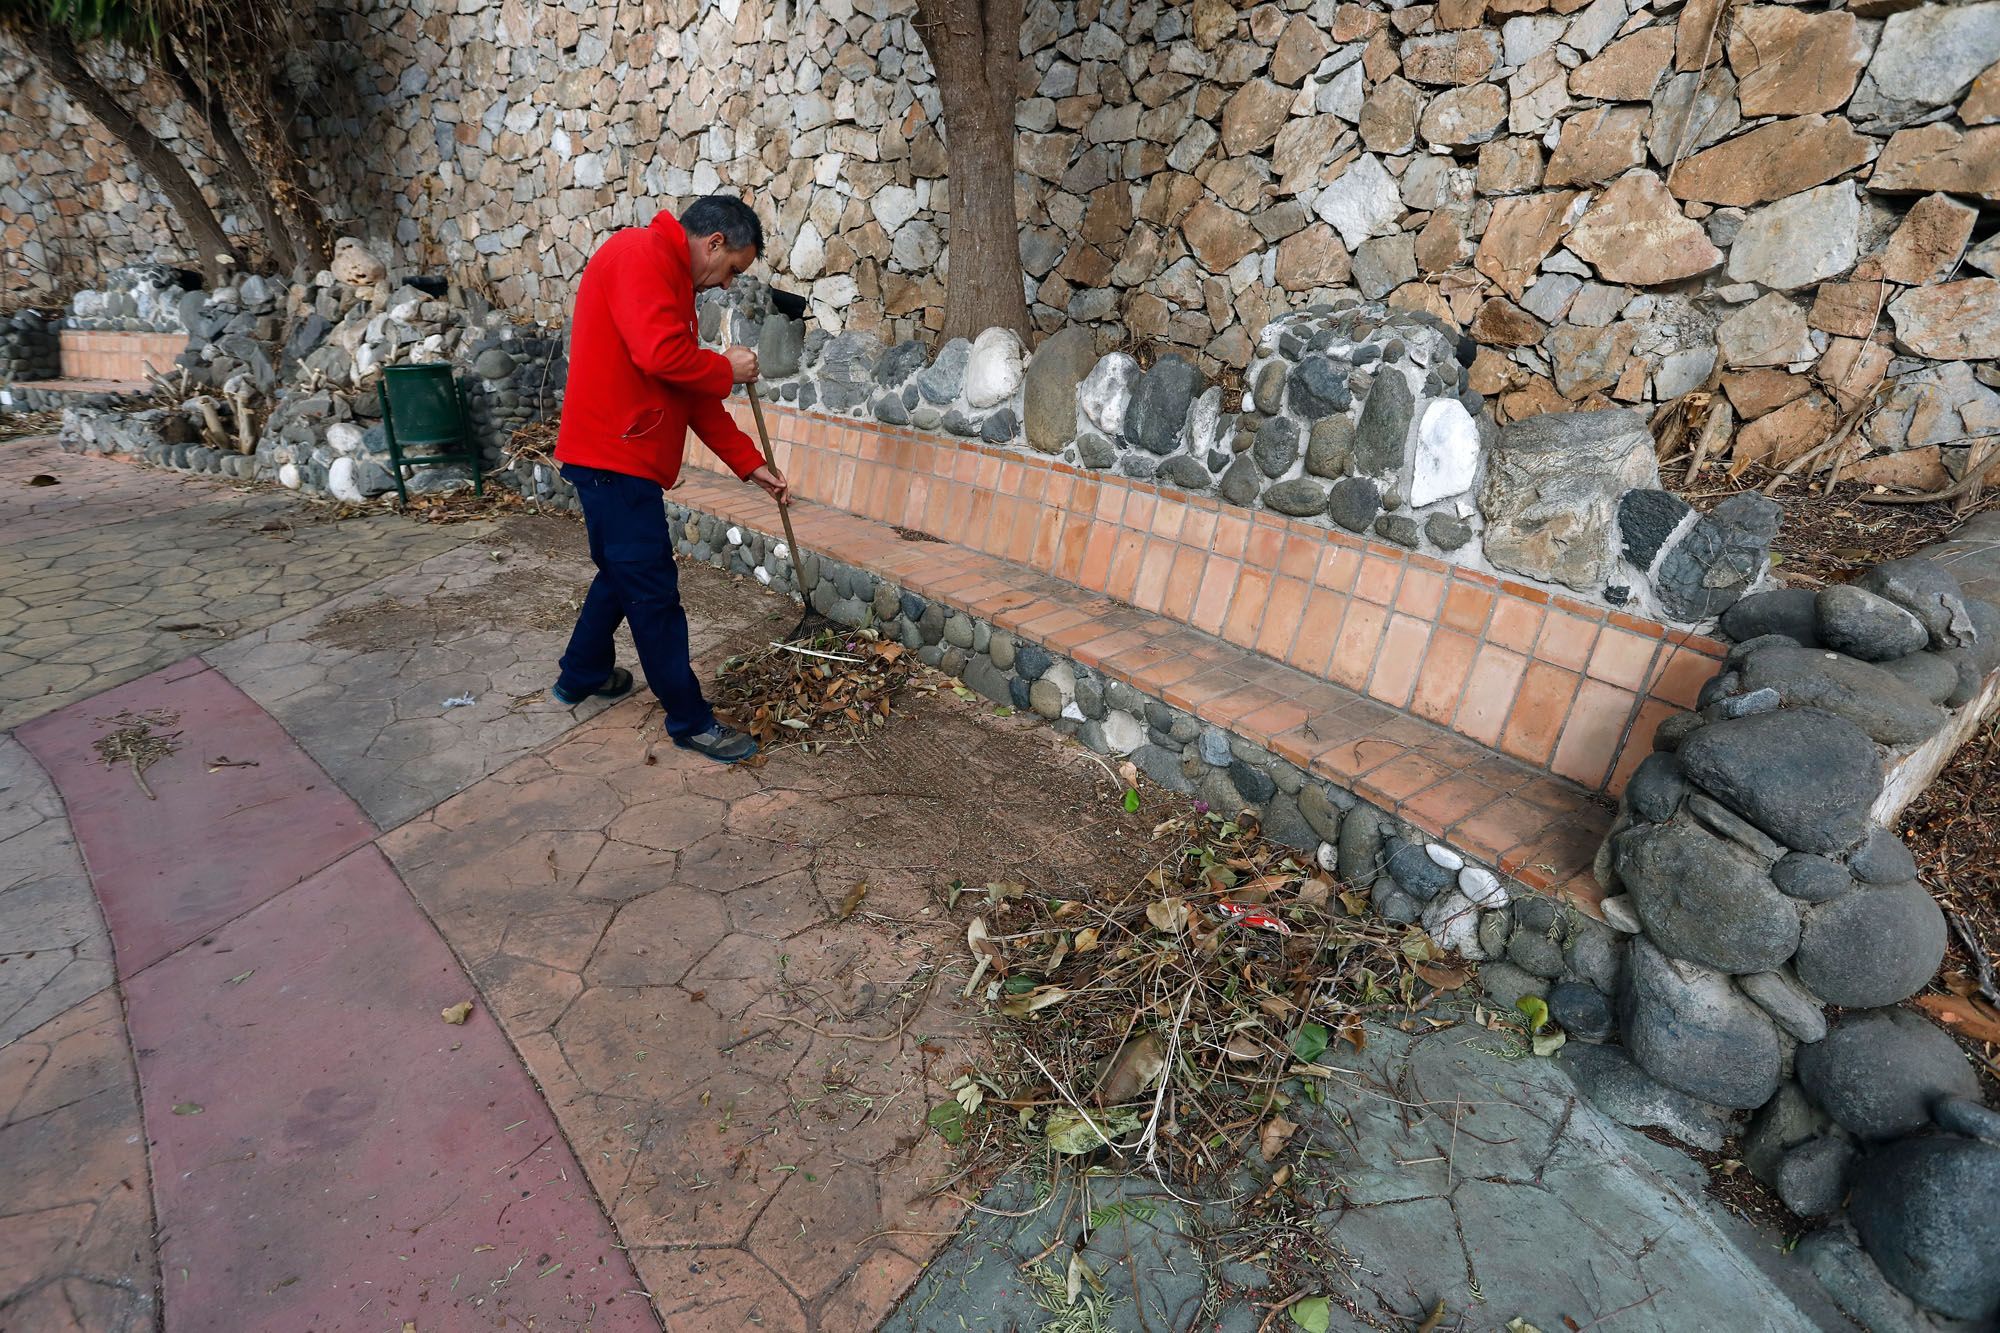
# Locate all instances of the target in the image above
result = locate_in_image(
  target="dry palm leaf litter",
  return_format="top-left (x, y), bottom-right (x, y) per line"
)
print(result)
top-left (712, 629), bottom-right (919, 759)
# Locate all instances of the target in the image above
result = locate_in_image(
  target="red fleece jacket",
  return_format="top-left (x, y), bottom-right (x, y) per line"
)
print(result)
top-left (553, 211), bottom-right (765, 487)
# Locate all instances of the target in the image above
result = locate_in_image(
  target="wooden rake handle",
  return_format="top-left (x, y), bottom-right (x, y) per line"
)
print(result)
top-left (744, 384), bottom-right (806, 585)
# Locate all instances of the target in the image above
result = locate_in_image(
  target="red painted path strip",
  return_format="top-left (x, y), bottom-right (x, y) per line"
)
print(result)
top-left (19, 659), bottom-right (654, 1331)
top-left (17, 659), bottom-right (374, 976)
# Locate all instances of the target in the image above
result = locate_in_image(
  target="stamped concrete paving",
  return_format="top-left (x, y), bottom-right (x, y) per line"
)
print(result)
top-left (0, 434), bottom-right (1853, 1332)
top-left (0, 437), bottom-right (473, 730)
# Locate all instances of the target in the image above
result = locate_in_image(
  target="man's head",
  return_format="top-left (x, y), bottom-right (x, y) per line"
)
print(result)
top-left (681, 195), bottom-right (763, 292)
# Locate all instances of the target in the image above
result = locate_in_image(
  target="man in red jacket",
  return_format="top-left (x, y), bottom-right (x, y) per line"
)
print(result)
top-left (551, 195), bottom-right (788, 764)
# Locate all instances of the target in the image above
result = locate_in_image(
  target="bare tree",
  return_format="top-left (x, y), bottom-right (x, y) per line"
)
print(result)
top-left (1, 8), bottom-right (244, 280)
top-left (910, 0), bottom-right (1030, 343)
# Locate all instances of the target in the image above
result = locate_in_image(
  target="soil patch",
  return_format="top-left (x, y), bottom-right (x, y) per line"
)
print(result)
top-left (1689, 471), bottom-right (1999, 590)
top-left (306, 564), bottom-right (594, 652)
top-left (1900, 714), bottom-right (2000, 1099)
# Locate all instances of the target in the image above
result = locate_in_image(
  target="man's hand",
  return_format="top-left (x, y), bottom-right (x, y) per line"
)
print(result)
top-left (749, 464), bottom-right (790, 507)
top-left (725, 345), bottom-right (760, 384)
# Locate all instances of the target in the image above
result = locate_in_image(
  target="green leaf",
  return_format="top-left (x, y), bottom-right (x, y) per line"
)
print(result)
top-left (1003, 975), bottom-right (1037, 994)
top-left (926, 1100), bottom-right (968, 1145)
top-left (1043, 1108), bottom-right (1142, 1154)
top-left (1514, 995), bottom-right (1550, 1035)
top-left (1290, 1295), bottom-right (1332, 1332)
top-left (1289, 1022), bottom-right (1330, 1063)
top-left (1122, 788), bottom-right (1140, 813)
top-left (172, 1103), bottom-right (202, 1116)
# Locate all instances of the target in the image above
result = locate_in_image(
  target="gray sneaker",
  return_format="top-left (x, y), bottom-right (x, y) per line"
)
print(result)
top-left (673, 722), bottom-right (759, 764)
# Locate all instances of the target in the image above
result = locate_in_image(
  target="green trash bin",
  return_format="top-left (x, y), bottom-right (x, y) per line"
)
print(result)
top-left (376, 363), bottom-right (483, 505)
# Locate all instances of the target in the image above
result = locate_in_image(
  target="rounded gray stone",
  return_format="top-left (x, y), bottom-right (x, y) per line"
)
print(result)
top-left (1719, 587), bottom-right (1821, 648)
top-left (1613, 817), bottom-right (1800, 974)
top-left (1854, 556), bottom-right (1975, 650)
top-left (1736, 643), bottom-right (1947, 748)
top-left (1849, 1135), bottom-right (2000, 1321)
top-left (1623, 751), bottom-right (1689, 824)
top-left (1327, 475), bottom-right (1382, 533)
top-left (1676, 709), bottom-right (1882, 855)
top-left (1794, 885), bottom-right (1946, 1010)
top-left (1876, 650), bottom-right (1960, 706)
top-left (1816, 584), bottom-right (1931, 662)
top-left (1305, 416), bottom-right (1353, 478)
top-left (1619, 937), bottom-right (1784, 1110)
top-left (1264, 477), bottom-right (1330, 516)
top-left (1338, 805), bottom-right (1386, 886)
top-left (1481, 961), bottom-right (1549, 1012)
top-left (1287, 356), bottom-right (1352, 420)
top-left (1772, 852), bottom-right (1854, 903)
top-left (1547, 980), bottom-right (1616, 1043)
top-left (1029, 678), bottom-right (1065, 720)
top-left (1775, 1137), bottom-right (1855, 1220)
top-left (1848, 826), bottom-right (1918, 885)
top-left (1383, 836), bottom-right (1453, 902)
top-left (1798, 1007), bottom-right (1982, 1141)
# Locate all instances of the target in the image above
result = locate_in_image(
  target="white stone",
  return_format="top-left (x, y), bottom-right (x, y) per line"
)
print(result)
top-left (1564, 0), bottom-right (1627, 58)
top-left (789, 222), bottom-right (825, 280)
top-left (326, 423), bottom-right (366, 456)
top-left (964, 328), bottom-right (1026, 409)
top-left (503, 101), bottom-right (538, 134)
top-left (754, 566), bottom-right (772, 585)
top-left (1726, 182), bottom-right (1862, 293)
top-left (1409, 398), bottom-right (1482, 507)
top-left (1320, 61), bottom-right (1366, 122)
top-left (1317, 842), bottom-right (1341, 874)
top-left (277, 462), bottom-right (302, 490)
top-left (1312, 153), bottom-right (1402, 250)
top-left (1102, 710), bottom-right (1147, 754)
top-left (726, 526), bottom-right (743, 545)
top-left (1425, 843), bottom-right (1465, 871)
top-left (1600, 894), bottom-right (1643, 933)
top-left (1042, 661), bottom-right (1078, 706)
top-left (1423, 890), bottom-right (1487, 959)
top-left (1504, 14), bottom-right (1567, 65)
top-left (1653, 348), bottom-right (1717, 401)
top-left (1189, 386), bottom-right (1228, 456)
top-left (872, 185), bottom-right (920, 234)
top-left (813, 153), bottom-right (844, 187)
top-left (772, 542), bottom-right (789, 560)
top-left (1458, 865), bottom-right (1508, 909)
top-left (1062, 702), bottom-right (1087, 722)
top-left (1079, 353), bottom-right (1142, 435)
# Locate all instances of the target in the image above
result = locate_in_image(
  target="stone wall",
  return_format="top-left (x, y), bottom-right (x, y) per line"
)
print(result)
top-left (5, 0), bottom-right (1996, 472)
top-left (0, 309), bottom-right (59, 387)
top-left (1556, 552), bottom-right (2000, 1326)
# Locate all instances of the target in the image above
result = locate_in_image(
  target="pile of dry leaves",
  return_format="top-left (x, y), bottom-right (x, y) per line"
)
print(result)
top-left (713, 630), bottom-right (919, 758)
top-left (931, 803), bottom-right (1505, 1189)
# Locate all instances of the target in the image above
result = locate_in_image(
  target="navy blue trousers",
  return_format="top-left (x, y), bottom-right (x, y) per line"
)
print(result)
top-left (556, 463), bottom-right (714, 739)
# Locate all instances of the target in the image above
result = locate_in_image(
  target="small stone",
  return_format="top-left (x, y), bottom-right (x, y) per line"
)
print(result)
top-left (1022, 326), bottom-right (1097, 455)
top-left (1478, 409), bottom-right (1660, 592)
top-left (1548, 981), bottom-right (1617, 1043)
top-left (1337, 805), bottom-right (1386, 887)
top-left (1799, 1007), bottom-right (1982, 1141)
top-left (1288, 357), bottom-right (1354, 420)
top-left (1351, 370), bottom-right (1415, 477)
top-left (1849, 1), bottom-right (2000, 131)
top-left (1618, 489), bottom-right (1691, 571)
top-left (1772, 853), bottom-right (1854, 904)
top-left (1423, 890), bottom-right (1485, 959)
top-left (1599, 894), bottom-right (1642, 933)
top-left (1264, 478), bottom-right (1331, 517)
top-left (1124, 356), bottom-right (1204, 455)
top-left (1720, 587), bottom-right (1820, 646)
top-left (1408, 399), bottom-right (1480, 507)
top-left (1849, 827), bottom-right (1918, 886)
top-left (1424, 513), bottom-right (1473, 550)
top-left (964, 328), bottom-right (1025, 408)
top-left (1480, 962), bottom-right (1549, 1012)
top-left (1253, 416), bottom-right (1302, 478)
top-left (1739, 968), bottom-right (1829, 1044)
top-left (1327, 476), bottom-right (1382, 533)
top-left (1458, 865), bottom-right (1506, 909)
top-left (1558, 1042), bottom-right (1735, 1150)
top-left (1936, 1098), bottom-right (2000, 1145)
top-left (1078, 353), bottom-right (1140, 435)
top-left (1374, 514), bottom-right (1421, 547)
top-left (1312, 153), bottom-right (1403, 251)
top-left (1775, 1138), bottom-right (1857, 1220)
top-left (1386, 836), bottom-right (1456, 901)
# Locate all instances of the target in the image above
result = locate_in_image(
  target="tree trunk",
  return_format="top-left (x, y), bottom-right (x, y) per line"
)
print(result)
top-left (912, 0), bottom-right (1029, 344)
top-left (160, 45), bottom-right (298, 276)
top-left (238, 72), bottom-right (332, 273)
top-left (30, 32), bottom-right (244, 283)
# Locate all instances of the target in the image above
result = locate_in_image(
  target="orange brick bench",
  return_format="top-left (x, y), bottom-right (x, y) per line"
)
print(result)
top-left (704, 401), bottom-right (1721, 796)
top-left (665, 459), bottom-right (1613, 909)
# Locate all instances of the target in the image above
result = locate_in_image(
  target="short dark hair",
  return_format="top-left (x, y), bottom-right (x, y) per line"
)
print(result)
top-left (681, 195), bottom-right (764, 255)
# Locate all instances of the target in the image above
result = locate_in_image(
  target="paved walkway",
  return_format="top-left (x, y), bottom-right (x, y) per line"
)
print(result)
top-left (1, 435), bottom-right (1851, 1332)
